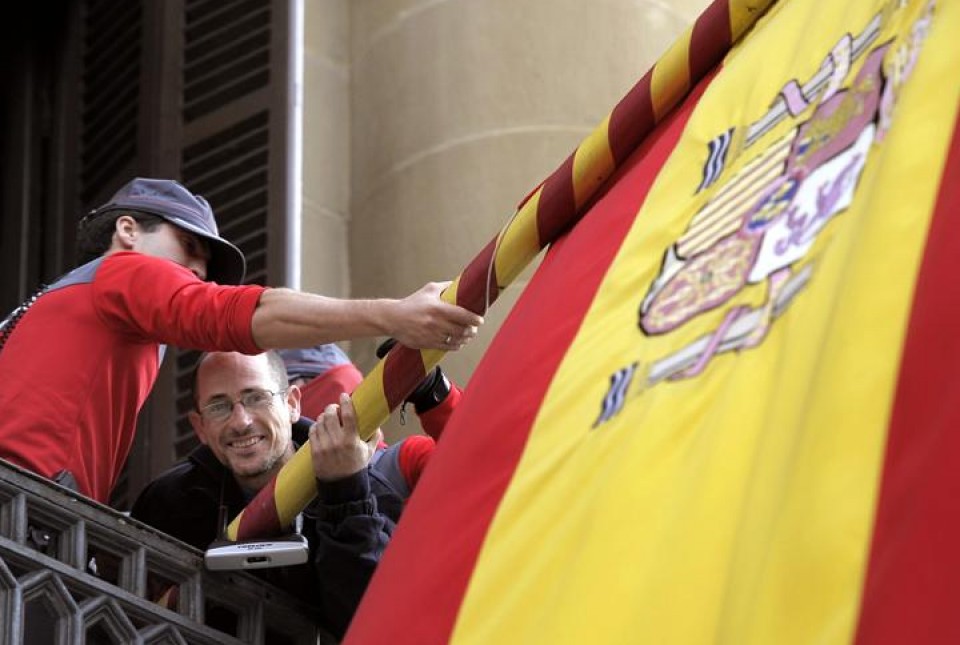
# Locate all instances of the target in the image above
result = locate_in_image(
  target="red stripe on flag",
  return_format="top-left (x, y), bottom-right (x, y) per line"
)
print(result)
top-left (689, 0), bottom-right (732, 81)
top-left (608, 71), bottom-right (656, 166)
top-left (383, 346), bottom-right (429, 410)
top-left (236, 476), bottom-right (283, 537)
top-left (854, 107), bottom-right (960, 643)
top-left (344, 73), bottom-right (716, 645)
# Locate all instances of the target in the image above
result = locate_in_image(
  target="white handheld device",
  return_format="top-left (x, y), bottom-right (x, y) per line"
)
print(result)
top-left (204, 534), bottom-right (309, 571)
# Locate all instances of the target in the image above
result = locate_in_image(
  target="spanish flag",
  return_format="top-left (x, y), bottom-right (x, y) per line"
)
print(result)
top-left (347, 0), bottom-right (960, 642)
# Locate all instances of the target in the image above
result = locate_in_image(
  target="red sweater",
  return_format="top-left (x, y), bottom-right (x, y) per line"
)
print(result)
top-left (0, 252), bottom-right (265, 502)
top-left (395, 385), bottom-right (462, 489)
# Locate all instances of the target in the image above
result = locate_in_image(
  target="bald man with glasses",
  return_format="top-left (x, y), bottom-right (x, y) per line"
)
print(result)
top-left (131, 350), bottom-right (400, 640)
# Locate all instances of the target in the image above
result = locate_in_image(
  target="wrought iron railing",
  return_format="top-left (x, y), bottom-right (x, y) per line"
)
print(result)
top-left (0, 460), bottom-right (334, 644)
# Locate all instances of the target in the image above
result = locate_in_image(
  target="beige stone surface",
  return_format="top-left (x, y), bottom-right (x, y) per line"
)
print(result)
top-left (302, 0), bottom-right (351, 298)
top-left (304, 0), bottom-right (349, 61)
top-left (349, 0), bottom-right (696, 196)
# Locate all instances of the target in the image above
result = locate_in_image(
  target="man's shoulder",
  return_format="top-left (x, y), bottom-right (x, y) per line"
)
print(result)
top-left (129, 454), bottom-right (224, 550)
top-left (99, 251), bottom-right (198, 280)
top-left (149, 456), bottom-right (208, 487)
top-left (130, 448), bottom-right (221, 511)
top-left (91, 253), bottom-right (202, 311)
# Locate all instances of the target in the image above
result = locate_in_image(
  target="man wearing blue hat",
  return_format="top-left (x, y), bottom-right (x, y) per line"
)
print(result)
top-left (0, 177), bottom-right (482, 503)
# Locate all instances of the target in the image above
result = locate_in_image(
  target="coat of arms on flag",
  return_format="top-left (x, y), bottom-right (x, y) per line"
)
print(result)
top-left (592, 3), bottom-right (938, 418)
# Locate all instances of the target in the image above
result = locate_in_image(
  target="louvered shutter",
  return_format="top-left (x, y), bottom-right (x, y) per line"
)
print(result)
top-left (108, 0), bottom-right (294, 508)
top-left (170, 0), bottom-right (294, 468)
top-left (79, 1), bottom-right (141, 203)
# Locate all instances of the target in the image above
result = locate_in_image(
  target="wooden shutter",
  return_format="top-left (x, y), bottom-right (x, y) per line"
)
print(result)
top-left (170, 0), bottom-right (294, 466)
top-left (78, 1), bottom-right (142, 204)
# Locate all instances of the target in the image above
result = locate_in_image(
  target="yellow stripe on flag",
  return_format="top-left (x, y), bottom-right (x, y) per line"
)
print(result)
top-left (450, 0), bottom-right (959, 643)
top-left (730, 0), bottom-right (779, 43)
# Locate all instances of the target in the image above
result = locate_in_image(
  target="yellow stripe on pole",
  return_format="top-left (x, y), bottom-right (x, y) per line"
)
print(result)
top-left (651, 31), bottom-right (693, 121)
top-left (493, 194), bottom-right (543, 287)
top-left (442, 276), bottom-right (462, 305)
top-left (572, 116), bottom-right (617, 209)
top-left (420, 348), bottom-right (446, 375)
top-left (275, 449), bottom-right (317, 525)
top-left (352, 359), bottom-right (393, 442)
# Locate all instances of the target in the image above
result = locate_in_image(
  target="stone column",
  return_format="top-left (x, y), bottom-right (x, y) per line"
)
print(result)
top-left (302, 0), bottom-right (352, 299)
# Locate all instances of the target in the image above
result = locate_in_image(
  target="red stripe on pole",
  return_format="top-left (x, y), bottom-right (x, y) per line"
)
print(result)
top-left (608, 71), bottom-right (656, 166)
top-left (236, 477), bottom-right (283, 537)
top-left (854, 108), bottom-right (960, 644)
top-left (456, 238), bottom-right (499, 314)
top-left (689, 0), bottom-right (732, 81)
top-left (536, 153), bottom-right (578, 243)
top-left (382, 346), bottom-right (429, 410)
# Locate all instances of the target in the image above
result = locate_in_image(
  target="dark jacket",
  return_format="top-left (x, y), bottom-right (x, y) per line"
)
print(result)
top-left (130, 418), bottom-right (405, 639)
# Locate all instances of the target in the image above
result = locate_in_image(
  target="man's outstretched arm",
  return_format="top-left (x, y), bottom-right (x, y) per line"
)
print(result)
top-left (250, 281), bottom-right (482, 351)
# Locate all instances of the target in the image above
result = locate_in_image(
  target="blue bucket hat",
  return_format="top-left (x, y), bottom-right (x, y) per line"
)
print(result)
top-left (89, 177), bottom-right (246, 285)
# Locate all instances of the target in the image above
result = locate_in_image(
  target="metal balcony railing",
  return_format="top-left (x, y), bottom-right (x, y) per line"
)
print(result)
top-left (0, 460), bottom-right (335, 645)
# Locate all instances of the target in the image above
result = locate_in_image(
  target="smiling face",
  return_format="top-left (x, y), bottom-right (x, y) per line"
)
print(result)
top-left (189, 352), bottom-right (301, 492)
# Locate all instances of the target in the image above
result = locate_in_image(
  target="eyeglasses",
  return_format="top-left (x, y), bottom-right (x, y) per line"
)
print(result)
top-left (198, 389), bottom-right (286, 423)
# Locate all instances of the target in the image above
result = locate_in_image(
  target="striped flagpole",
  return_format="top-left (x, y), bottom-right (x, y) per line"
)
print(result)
top-left (227, 0), bottom-right (778, 541)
